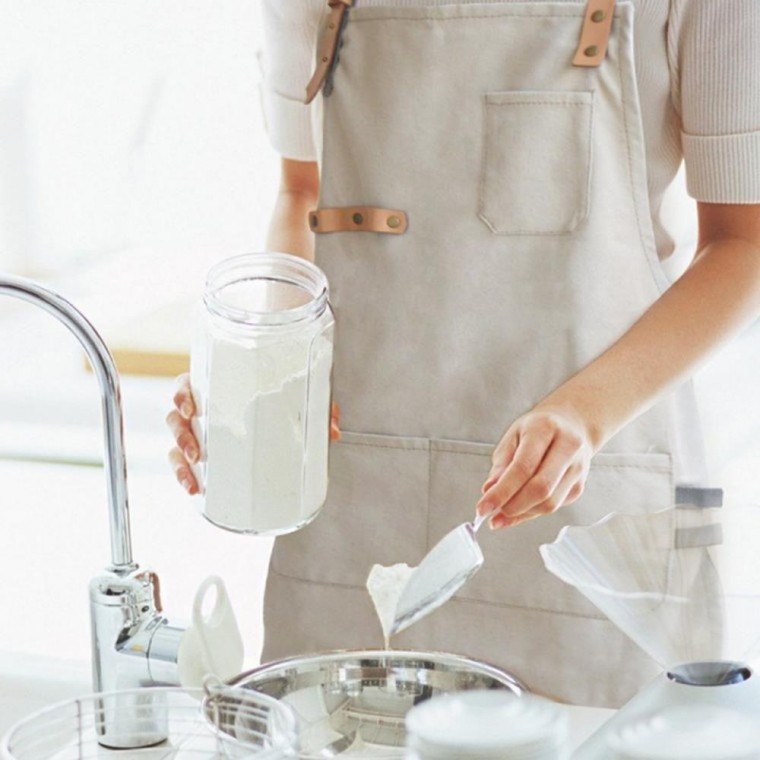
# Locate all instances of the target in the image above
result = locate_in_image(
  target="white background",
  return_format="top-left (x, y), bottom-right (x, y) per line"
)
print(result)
top-left (0, 0), bottom-right (279, 666)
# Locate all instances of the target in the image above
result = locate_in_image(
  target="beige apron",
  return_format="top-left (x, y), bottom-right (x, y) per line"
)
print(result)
top-left (263, 0), bottom-right (689, 708)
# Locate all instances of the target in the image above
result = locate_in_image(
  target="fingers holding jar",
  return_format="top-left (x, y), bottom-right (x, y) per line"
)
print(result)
top-left (172, 372), bottom-right (195, 420)
top-left (169, 446), bottom-right (199, 495)
top-left (330, 402), bottom-right (341, 442)
top-left (167, 373), bottom-right (200, 494)
top-left (167, 375), bottom-right (342, 495)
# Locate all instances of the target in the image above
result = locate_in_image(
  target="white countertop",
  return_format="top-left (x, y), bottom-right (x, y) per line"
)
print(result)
top-left (0, 652), bottom-right (92, 737)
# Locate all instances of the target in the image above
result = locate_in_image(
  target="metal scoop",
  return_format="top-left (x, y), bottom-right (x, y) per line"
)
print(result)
top-left (391, 510), bottom-right (493, 635)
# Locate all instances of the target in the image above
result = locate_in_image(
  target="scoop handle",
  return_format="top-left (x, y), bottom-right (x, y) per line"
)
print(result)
top-left (472, 507), bottom-right (500, 533)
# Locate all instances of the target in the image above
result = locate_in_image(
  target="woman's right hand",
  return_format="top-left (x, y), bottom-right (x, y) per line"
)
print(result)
top-left (166, 374), bottom-right (342, 495)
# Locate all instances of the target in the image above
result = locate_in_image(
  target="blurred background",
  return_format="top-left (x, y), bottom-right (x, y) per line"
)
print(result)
top-left (0, 0), bottom-right (278, 667)
top-left (0, 0), bottom-right (757, 671)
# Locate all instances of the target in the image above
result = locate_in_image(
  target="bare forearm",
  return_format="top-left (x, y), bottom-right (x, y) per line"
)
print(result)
top-left (266, 189), bottom-right (317, 261)
top-left (478, 203), bottom-right (760, 527)
top-left (542, 232), bottom-right (760, 449)
top-left (479, 223), bottom-right (760, 528)
top-left (266, 158), bottom-right (320, 262)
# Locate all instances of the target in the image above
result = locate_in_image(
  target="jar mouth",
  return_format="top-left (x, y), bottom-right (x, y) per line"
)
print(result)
top-left (204, 252), bottom-right (329, 326)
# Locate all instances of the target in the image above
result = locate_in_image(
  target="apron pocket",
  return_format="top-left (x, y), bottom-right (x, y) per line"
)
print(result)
top-left (270, 431), bottom-right (431, 587)
top-left (479, 90), bottom-right (594, 236)
top-left (429, 442), bottom-right (673, 617)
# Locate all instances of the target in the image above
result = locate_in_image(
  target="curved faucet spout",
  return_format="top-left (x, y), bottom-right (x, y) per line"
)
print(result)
top-left (0, 274), bottom-right (134, 571)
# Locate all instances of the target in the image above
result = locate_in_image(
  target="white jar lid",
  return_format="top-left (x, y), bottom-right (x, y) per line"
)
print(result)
top-left (405, 690), bottom-right (566, 758)
top-left (609, 705), bottom-right (760, 760)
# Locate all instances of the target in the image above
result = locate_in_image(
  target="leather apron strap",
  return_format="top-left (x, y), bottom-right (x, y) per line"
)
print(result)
top-left (310, 207), bottom-right (408, 234)
top-left (306, 0), bottom-right (617, 103)
top-left (573, 0), bottom-right (617, 67)
top-left (305, 0), bottom-right (354, 104)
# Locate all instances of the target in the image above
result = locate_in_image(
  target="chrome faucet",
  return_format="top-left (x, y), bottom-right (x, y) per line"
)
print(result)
top-left (0, 274), bottom-right (188, 747)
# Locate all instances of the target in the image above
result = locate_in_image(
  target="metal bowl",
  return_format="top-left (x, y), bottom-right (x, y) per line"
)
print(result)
top-left (229, 650), bottom-right (525, 758)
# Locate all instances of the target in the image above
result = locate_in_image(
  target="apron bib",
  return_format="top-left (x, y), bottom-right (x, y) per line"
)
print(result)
top-left (264, 0), bottom-right (684, 707)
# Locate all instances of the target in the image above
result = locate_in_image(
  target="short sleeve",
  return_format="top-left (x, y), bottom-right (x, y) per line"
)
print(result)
top-left (669, 0), bottom-right (760, 203)
top-left (260, 0), bottom-right (325, 161)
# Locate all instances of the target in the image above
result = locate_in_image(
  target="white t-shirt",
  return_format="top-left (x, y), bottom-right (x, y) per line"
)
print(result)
top-left (260, 0), bottom-right (760, 261)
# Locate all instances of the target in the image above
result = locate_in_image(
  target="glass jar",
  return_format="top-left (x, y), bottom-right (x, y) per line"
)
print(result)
top-left (191, 252), bottom-right (334, 535)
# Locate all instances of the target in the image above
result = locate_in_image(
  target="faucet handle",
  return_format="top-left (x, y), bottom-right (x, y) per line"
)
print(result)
top-left (177, 575), bottom-right (244, 688)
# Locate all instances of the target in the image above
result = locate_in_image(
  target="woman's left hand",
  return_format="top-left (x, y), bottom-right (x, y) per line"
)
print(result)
top-left (476, 404), bottom-right (596, 530)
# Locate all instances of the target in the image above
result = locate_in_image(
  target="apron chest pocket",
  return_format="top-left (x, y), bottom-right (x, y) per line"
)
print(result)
top-left (479, 90), bottom-right (594, 236)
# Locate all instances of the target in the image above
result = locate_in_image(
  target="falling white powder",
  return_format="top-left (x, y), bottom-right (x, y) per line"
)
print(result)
top-left (194, 333), bottom-right (333, 534)
top-left (366, 563), bottom-right (416, 648)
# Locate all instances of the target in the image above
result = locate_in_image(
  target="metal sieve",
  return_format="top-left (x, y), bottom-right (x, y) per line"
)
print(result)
top-left (1, 686), bottom-right (298, 760)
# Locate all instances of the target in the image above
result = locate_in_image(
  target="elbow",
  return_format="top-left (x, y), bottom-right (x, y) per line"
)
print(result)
top-left (279, 158), bottom-right (320, 205)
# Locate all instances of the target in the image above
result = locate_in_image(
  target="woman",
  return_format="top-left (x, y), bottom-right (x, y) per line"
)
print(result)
top-left (168, 0), bottom-right (760, 707)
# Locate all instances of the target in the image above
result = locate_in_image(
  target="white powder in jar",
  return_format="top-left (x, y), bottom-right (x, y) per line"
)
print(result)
top-left (366, 563), bottom-right (416, 649)
top-left (197, 333), bottom-right (333, 534)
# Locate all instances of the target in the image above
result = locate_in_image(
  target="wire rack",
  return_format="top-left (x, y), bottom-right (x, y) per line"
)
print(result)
top-left (1, 686), bottom-right (298, 760)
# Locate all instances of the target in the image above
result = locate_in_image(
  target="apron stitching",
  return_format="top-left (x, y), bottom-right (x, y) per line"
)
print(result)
top-left (340, 438), bottom-right (671, 468)
top-left (616, 25), bottom-right (645, 268)
top-left (336, 440), bottom-right (430, 451)
top-left (478, 94), bottom-right (491, 233)
top-left (425, 445), bottom-right (433, 551)
top-left (449, 595), bottom-right (607, 621)
top-left (484, 102), bottom-right (590, 107)
top-left (582, 93), bottom-right (595, 232)
top-left (269, 565), bottom-right (607, 620)
top-left (480, 228), bottom-right (591, 238)
top-left (351, 13), bottom-right (585, 24)
top-left (431, 449), bottom-right (492, 456)
top-left (614, 10), bottom-right (669, 296)
top-left (269, 564), bottom-right (361, 589)
top-left (591, 464), bottom-right (670, 471)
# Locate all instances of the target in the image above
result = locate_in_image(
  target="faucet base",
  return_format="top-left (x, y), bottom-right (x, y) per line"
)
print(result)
top-left (90, 568), bottom-right (185, 748)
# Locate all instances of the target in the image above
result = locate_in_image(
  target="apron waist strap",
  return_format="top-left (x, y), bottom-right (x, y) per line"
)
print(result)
top-left (309, 206), bottom-right (408, 234)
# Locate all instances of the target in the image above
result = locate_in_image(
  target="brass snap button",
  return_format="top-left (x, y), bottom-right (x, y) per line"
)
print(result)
top-left (352, 212), bottom-right (364, 225)
top-left (584, 45), bottom-right (599, 57)
top-left (591, 9), bottom-right (606, 22)
top-left (387, 215), bottom-right (401, 229)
